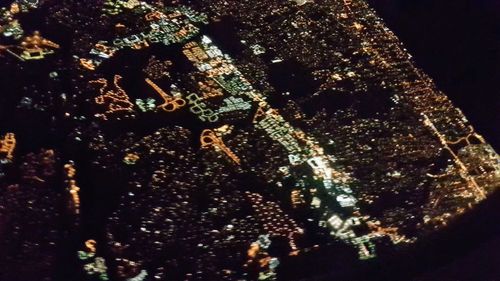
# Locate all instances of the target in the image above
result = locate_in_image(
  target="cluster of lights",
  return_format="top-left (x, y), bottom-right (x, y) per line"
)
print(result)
top-left (200, 129), bottom-right (240, 165)
top-left (90, 75), bottom-right (135, 120)
top-left (366, 220), bottom-right (415, 245)
top-left (0, 133), bottom-right (16, 162)
top-left (135, 98), bottom-right (156, 112)
top-left (185, 93), bottom-right (219, 122)
top-left (1, 0), bottom-right (41, 39)
top-left (196, 79), bottom-right (224, 100)
top-left (345, 0), bottom-right (500, 215)
top-left (64, 162), bottom-right (81, 215)
top-left (17, 31), bottom-right (59, 60)
top-left (123, 153), bottom-right (140, 165)
top-left (143, 56), bottom-right (172, 80)
top-left (78, 240), bottom-right (110, 281)
top-left (245, 192), bottom-right (305, 279)
top-left (290, 190), bottom-right (305, 207)
top-left (254, 107), bottom-right (303, 155)
top-left (103, 0), bottom-right (141, 15)
top-left (0, 1), bottom-right (60, 61)
top-left (246, 192), bottom-right (302, 253)
top-left (0, 30), bottom-right (59, 61)
top-left (145, 78), bottom-right (186, 113)
top-left (245, 234), bottom-right (280, 281)
top-left (180, 34), bottom-right (386, 259)
top-left (182, 37), bottom-right (261, 104)
top-left (217, 96), bottom-right (252, 114)
top-left (423, 114), bottom-right (487, 200)
top-left (81, 1), bottom-right (456, 261)
top-left (81, 3), bottom-right (208, 70)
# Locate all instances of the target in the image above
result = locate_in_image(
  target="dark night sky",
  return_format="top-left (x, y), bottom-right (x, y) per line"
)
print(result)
top-left (367, 0), bottom-right (500, 150)
top-left (365, 1), bottom-right (500, 280)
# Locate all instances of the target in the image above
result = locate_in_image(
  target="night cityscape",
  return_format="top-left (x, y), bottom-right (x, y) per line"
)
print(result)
top-left (0, 1), bottom-right (498, 281)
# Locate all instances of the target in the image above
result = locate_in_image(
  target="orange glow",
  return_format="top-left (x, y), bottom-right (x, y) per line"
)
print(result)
top-left (124, 153), bottom-right (140, 164)
top-left (85, 239), bottom-right (97, 253)
top-left (145, 11), bottom-right (165, 21)
top-left (423, 114), bottom-right (486, 200)
top-left (291, 190), bottom-right (305, 207)
top-left (197, 80), bottom-right (224, 100)
top-left (94, 43), bottom-right (116, 57)
top-left (246, 192), bottom-right (303, 253)
top-left (90, 75), bottom-right (134, 119)
top-left (145, 78), bottom-right (186, 112)
top-left (131, 41), bottom-right (149, 50)
top-left (247, 242), bottom-right (260, 259)
top-left (64, 163), bottom-right (81, 215)
top-left (79, 59), bottom-right (96, 70)
top-left (252, 106), bottom-right (266, 124)
top-left (10, 3), bottom-right (20, 14)
top-left (343, 0), bottom-right (352, 12)
top-left (200, 129), bottom-right (241, 165)
top-left (64, 163), bottom-right (76, 178)
top-left (258, 257), bottom-right (271, 268)
top-left (21, 31), bottom-right (60, 50)
top-left (0, 133), bottom-right (16, 161)
top-left (182, 41), bottom-right (209, 63)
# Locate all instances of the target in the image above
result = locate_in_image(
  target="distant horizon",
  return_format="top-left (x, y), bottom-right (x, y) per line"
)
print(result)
top-left (368, 0), bottom-right (499, 150)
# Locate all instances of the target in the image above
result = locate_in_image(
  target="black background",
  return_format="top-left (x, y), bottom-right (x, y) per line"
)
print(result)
top-left (366, 1), bottom-right (500, 280)
top-left (367, 0), bottom-right (499, 151)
